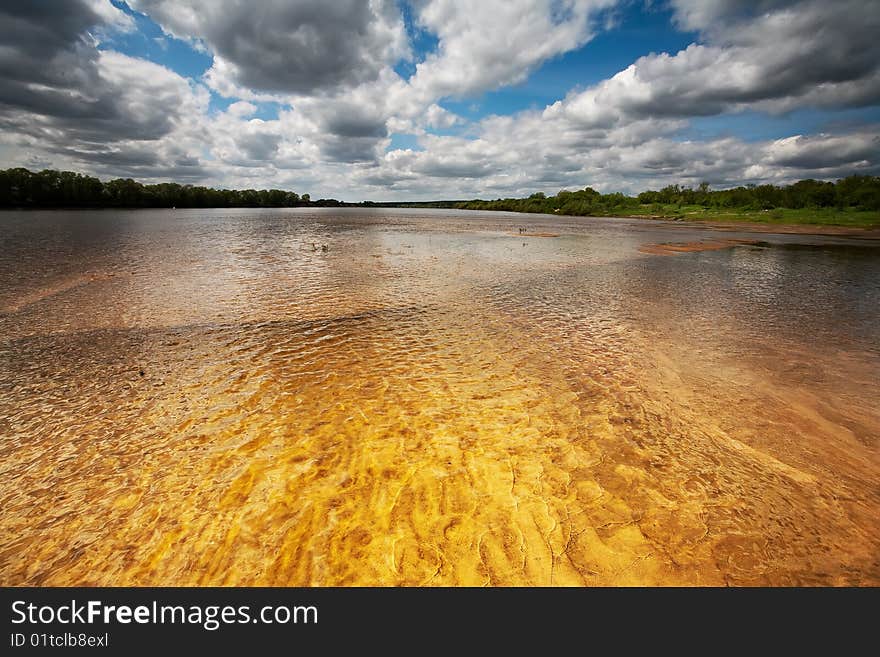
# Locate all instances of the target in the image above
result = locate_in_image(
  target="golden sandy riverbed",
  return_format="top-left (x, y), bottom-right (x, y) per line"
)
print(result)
top-left (0, 208), bottom-right (877, 585)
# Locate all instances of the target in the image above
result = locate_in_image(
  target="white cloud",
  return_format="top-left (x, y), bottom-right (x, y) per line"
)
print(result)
top-left (85, 0), bottom-right (136, 34)
top-left (129, 0), bottom-right (409, 96)
top-left (0, 0), bottom-right (878, 200)
top-left (407, 0), bottom-right (617, 100)
top-left (546, 0), bottom-right (880, 132)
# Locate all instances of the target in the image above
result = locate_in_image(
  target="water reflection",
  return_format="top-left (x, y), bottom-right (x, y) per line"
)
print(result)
top-left (0, 208), bottom-right (877, 585)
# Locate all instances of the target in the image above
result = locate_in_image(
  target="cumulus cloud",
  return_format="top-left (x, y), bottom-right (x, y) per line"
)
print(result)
top-left (364, 123), bottom-right (880, 199)
top-left (0, 1), bottom-right (209, 179)
top-left (0, 1), bottom-right (141, 136)
top-left (125, 0), bottom-right (621, 167)
top-left (234, 131), bottom-right (282, 162)
top-left (407, 0), bottom-right (617, 99)
top-left (129, 0), bottom-right (409, 96)
top-left (546, 0), bottom-right (880, 132)
top-left (668, 0), bottom-right (800, 33)
top-left (0, 0), bottom-right (878, 200)
top-left (764, 132), bottom-right (880, 171)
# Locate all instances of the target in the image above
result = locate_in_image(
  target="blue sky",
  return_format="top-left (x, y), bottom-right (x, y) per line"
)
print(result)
top-left (101, 1), bottom-right (698, 124)
top-left (98, 0), bottom-right (880, 145)
top-left (1, 1), bottom-right (878, 200)
top-left (441, 2), bottom-right (698, 119)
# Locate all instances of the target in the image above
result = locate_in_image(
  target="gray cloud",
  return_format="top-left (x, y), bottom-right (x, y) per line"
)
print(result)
top-left (322, 113), bottom-right (388, 139)
top-left (412, 160), bottom-right (495, 179)
top-left (0, 0), bottom-right (878, 201)
top-left (0, 2), bottom-right (210, 181)
top-left (53, 145), bottom-right (160, 168)
top-left (766, 133), bottom-right (880, 170)
top-left (0, 1), bottom-right (193, 147)
top-left (0, 1), bottom-right (101, 63)
top-left (319, 136), bottom-right (383, 163)
top-left (43, 141), bottom-right (208, 181)
top-left (358, 169), bottom-right (418, 187)
top-left (669, 0), bottom-right (801, 32)
top-left (235, 132), bottom-right (282, 161)
top-left (310, 100), bottom-right (389, 163)
top-left (0, 0), bottom-right (107, 126)
top-left (0, 1), bottom-right (183, 142)
top-left (129, 0), bottom-right (408, 96)
top-left (550, 0), bottom-right (880, 130)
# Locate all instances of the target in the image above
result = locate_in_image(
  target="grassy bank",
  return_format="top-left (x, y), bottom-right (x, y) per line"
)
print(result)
top-left (615, 205), bottom-right (880, 227)
top-left (444, 177), bottom-right (880, 228)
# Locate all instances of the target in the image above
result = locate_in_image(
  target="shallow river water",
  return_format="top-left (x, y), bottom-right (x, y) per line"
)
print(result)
top-left (1, 208), bottom-right (878, 585)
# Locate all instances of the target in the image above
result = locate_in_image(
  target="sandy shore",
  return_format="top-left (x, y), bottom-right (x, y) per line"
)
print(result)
top-left (635, 216), bottom-right (880, 239)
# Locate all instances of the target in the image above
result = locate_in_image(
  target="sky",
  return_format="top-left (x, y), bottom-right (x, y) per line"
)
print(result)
top-left (0, 0), bottom-right (878, 201)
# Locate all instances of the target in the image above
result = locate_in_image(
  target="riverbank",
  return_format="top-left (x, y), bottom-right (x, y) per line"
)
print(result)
top-left (675, 220), bottom-right (880, 238)
top-left (628, 214), bottom-right (880, 238)
top-left (406, 203), bottom-right (880, 232)
top-left (615, 205), bottom-right (880, 229)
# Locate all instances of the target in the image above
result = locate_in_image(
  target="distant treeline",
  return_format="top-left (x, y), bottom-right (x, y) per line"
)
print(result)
top-left (448, 177), bottom-right (880, 216)
top-left (2, 167), bottom-right (879, 214)
top-left (0, 167), bottom-right (329, 208)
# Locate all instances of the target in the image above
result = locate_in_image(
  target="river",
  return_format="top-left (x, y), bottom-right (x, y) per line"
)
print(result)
top-left (1, 207), bottom-right (878, 585)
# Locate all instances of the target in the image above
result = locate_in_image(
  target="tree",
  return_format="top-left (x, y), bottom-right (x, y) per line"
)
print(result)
top-left (0, 167), bottom-right (312, 209)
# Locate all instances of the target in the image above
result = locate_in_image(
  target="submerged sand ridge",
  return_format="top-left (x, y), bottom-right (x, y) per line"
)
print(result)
top-left (638, 239), bottom-right (760, 256)
top-left (0, 208), bottom-right (877, 585)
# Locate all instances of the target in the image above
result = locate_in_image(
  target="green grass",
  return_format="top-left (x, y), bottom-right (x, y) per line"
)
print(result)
top-left (614, 204), bottom-right (880, 227)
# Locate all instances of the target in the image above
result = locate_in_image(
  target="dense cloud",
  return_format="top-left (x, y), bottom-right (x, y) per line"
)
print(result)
top-left (0, 0), bottom-right (878, 199)
top-left (668, 0), bottom-right (802, 32)
top-left (319, 102), bottom-right (389, 140)
top-left (128, 0), bottom-right (409, 96)
top-left (0, 1), bottom-right (136, 137)
top-left (764, 133), bottom-right (880, 171)
top-left (234, 132), bottom-right (283, 162)
top-left (0, 1), bottom-right (208, 178)
top-left (125, 0), bottom-right (619, 166)
top-left (547, 0), bottom-right (880, 131)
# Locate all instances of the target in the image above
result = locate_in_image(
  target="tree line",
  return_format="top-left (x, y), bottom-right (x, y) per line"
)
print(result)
top-left (452, 176), bottom-right (880, 216)
top-left (1, 167), bottom-right (878, 213)
top-left (0, 168), bottom-right (318, 208)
